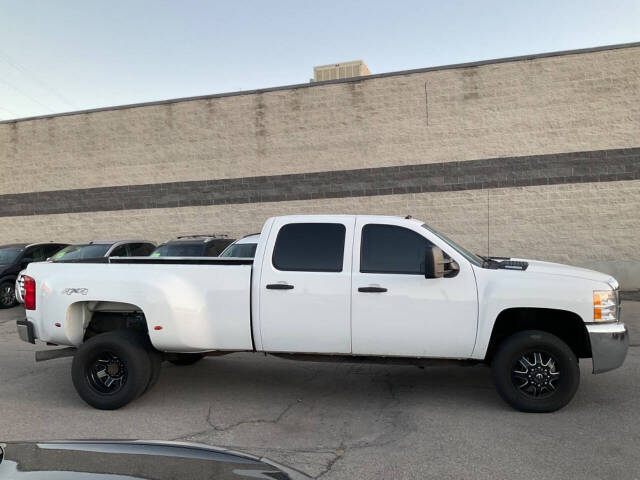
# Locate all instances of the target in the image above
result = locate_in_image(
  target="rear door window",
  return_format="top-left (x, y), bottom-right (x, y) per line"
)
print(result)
top-left (272, 223), bottom-right (345, 272)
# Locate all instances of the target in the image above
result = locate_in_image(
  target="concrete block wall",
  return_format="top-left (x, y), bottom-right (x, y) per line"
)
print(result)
top-left (0, 43), bottom-right (639, 286)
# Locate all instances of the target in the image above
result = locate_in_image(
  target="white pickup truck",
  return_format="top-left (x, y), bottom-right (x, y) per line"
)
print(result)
top-left (17, 215), bottom-right (628, 412)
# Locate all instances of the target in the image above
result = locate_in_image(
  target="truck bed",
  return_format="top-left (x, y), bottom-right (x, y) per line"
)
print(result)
top-left (26, 259), bottom-right (255, 353)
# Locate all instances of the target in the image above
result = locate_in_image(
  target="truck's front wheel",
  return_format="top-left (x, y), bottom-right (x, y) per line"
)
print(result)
top-left (491, 330), bottom-right (580, 413)
top-left (72, 330), bottom-right (152, 410)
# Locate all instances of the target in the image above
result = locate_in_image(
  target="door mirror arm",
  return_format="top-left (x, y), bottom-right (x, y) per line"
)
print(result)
top-left (443, 258), bottom-right (460, 278)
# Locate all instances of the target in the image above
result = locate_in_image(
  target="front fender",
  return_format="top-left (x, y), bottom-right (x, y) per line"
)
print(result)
top-left (471, 266), bottom-right (602, 359)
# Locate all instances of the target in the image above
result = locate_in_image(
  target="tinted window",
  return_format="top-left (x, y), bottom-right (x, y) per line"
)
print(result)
top-left (25, 246), bottom-right (47, 262)
top-left (0, 248), bottom-right (23, 264)
top-left (52, 244), bottom-right (111, 261)
top-left (110, 245), bottom-right (130, 257)
top-left (43, 244), bottom-right (66, 258)
top-left (220, 243), bottom-right (258, 258)
top-left (272, 223), bottom-right (345, 272)
top-left (129, 243), bottom-right (155, 256)
top-left (360, 224), bottom-right (433, 274)
top-left (205, 239), bottom-right (233, 257)
top-left (151, 243), bottom-right (206, 257)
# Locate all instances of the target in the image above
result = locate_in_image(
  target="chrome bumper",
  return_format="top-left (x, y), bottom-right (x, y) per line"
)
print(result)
top-left (587, 323), bottom-right (628, 374)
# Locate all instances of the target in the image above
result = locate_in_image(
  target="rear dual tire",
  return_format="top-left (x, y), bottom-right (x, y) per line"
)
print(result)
top-left (72, 330), bottom-right (161, 410)
top-left (491, 330), bottom-right (580, 413)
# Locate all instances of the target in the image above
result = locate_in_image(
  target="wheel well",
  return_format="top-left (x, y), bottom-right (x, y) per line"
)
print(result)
top-left (83, 308), bottom-right (148, 341)
top-left (485, 308), bottom-right (591, 362)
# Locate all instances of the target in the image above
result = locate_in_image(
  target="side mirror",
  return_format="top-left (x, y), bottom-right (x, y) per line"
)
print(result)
top-left (424, 246), bottom-right (445, 279)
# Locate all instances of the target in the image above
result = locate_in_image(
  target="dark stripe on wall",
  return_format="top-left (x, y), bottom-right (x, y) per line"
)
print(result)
top-left (1, 147), bottom-right (639, 218)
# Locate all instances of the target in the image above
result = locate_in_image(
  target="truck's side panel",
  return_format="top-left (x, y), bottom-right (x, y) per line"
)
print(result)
top-left (257, 215), bottom-right (356, 354)
top-left (26, 262), bottom-right (253, 352)
top-left (351, 217), bottom-right (479, 358)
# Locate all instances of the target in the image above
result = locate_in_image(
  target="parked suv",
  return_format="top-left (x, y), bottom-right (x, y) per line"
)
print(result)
top-left (151, 235), bottom-right (234, 257)
top-left (0, 242), bottom-right (68, 308)
top-left (15, 240), bottom-right (155, 303)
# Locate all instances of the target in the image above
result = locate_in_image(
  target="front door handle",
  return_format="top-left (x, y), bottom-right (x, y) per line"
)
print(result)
top-left (266, 283), bottom-right (294, 290)
top-left (358, 286), bottom-right (387, 293)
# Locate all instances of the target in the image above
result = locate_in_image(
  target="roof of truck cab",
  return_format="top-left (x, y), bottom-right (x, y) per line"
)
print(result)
top-left (271, 214), bottom-right (425, 224)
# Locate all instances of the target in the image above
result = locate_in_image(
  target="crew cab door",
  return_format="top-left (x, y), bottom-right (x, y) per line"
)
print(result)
top-left (351, 218), bottom-right (478, 358)
top-left (258, 216), bottom-right (355, 353)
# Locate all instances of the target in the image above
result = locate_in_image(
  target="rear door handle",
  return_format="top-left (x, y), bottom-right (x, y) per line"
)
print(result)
top-left (358, 286), bottom-right (387, 293)
top-left (266, 283), bottom-right (294, 290)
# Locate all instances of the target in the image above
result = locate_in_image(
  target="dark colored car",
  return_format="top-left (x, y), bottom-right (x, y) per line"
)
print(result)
top-left (0, 440), bottom-right (308, 479)
top-left (152, 234), bottom-right (234, 257)
top-left (51, 240), bottom-right (156, 262)
top-left (0, 242), bottom-right (67, 308)
top-left (15, 240), bottom-right (156, 304)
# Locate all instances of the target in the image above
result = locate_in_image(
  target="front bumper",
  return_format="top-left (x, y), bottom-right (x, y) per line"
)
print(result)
top-left (16, 319), bottom-right (35, 344)
top-left (587, 323), bottom-right (628, 374)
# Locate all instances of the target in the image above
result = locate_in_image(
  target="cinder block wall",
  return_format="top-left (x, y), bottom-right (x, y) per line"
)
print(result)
top-left (1, 44), bottom-right (639, 286)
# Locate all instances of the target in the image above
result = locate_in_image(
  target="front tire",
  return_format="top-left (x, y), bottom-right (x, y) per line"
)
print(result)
top-left (0, 281), bottom-right (17, 309)
top-left (491, 330), bottom-right (580, 413)
top-left (72, 330), bottom-right (152, 410)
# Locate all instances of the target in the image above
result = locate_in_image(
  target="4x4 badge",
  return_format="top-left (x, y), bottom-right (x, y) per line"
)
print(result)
top-left (61, 288), bottom-right (88, 295)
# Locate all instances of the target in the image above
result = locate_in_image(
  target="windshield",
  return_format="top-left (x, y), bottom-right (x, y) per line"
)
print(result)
top-left (0, 247), bottom-right (23, 264)
top-left (52, 244), bottom-right (111, 261)
top-left (151, 243), bottom-right (206, 257)
top-left (219, 243), bottom-right (258, 258)
top-left (421, 224), bottom-right (483, 266)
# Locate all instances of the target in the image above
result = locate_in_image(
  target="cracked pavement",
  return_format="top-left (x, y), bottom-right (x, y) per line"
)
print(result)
top-left (1, 303), bottom-right (640, 479)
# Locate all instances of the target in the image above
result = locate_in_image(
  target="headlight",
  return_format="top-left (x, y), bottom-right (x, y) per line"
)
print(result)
top-left (593, 290), bottom-right (618, 322)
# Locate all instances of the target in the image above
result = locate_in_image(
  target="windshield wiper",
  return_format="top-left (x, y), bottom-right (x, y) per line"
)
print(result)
top-left (477, 254), bottom-right (511, 268)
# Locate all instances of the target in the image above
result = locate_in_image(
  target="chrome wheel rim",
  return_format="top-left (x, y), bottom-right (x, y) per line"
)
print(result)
top-left (0, 284), bottom-right (14, 306)
top-left (87, 352), bottom-right (128, 395)
top-left (512, 351), bottom-right (560, 398)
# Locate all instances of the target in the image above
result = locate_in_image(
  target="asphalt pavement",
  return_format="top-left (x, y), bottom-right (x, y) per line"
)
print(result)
top-left (1, 303), bottom-right (639, 479)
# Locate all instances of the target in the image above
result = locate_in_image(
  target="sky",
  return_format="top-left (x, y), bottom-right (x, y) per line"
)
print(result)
top-left (0, 0), bottom-right (638, 121)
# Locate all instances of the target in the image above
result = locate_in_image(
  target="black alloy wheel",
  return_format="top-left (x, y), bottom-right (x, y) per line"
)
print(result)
top-left (492, 330), bottom-right (580, 413)
top-left (0, 282), bottom-right (17, 308)
top-left (86, 351), bottom-right (128, 395)
top-left (511, 350), bottom-right (560, 398)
